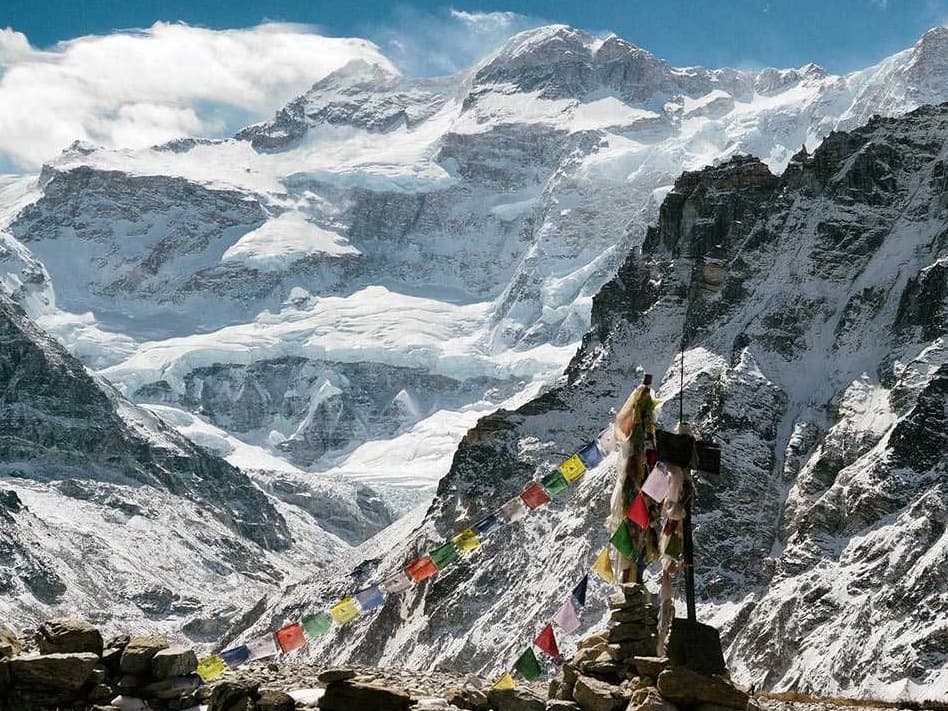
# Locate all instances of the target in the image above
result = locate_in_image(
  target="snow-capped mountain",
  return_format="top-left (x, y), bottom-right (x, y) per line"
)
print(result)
top-left (257, 105), bottom-right (948, 699)
top-left (2, 21), bottom-right (948, 693)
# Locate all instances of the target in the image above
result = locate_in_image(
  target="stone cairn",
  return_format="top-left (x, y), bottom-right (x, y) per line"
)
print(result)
top-left (0, 618), bottom-right (202, 711)
top-left (546, 583), bottom-right (755, 711)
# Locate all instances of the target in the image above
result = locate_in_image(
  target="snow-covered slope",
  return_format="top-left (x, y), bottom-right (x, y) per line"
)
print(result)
top-left (255, 106), bottom-right (948, 699)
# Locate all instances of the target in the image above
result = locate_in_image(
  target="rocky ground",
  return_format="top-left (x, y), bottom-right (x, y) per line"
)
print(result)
top-left (5, 592), bottom-right (941, 711)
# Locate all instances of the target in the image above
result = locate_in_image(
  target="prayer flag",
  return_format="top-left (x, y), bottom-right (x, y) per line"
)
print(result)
top-left (514, 648), bottom-right (542, 681)
top-left (558, 454), bottom-right (587, 482)
top-left (642, 465), bottom-right (671, 503)
top-left (452, 528), bottom-right (481, 553)
top-left (656, 429), bottom-right (695, 467)
top-left (540, 470), bottom-right (568, 496)
top-left (571, 575), bottom-right (588, 608)
top-left (406, 555), bottom-right (438, 583)
top-left (381, 570), bottom-right (413, 595)
top-left (498, 496), bottom-right (529, 523)
top-left (196, 655), bottom-right (227, 682)
top-left (627, 492), bottom-right (650, 529)
top-left (662, 533), bottom-right (683, 560)
top-left (430, 542), bottom-right (459, 570)
top-left (695, 440), bottom-right (721, 475)
top-left (610, 521), bottom-right (636, 559)
top-left (329, 597), bottom-right (360, 625)
top-left (520, 481), bottom-right (551, 509)
top-left (591, 547), bottom-right (615, 583)
top-left (534, 624), bottom-right (561, 659)
top-left (246, 633), bottom-right (279, 661)
top-left (220, 645), bottom-right (250, 667)
top-left (301, 613), bottom-right (332, 639)
top-left (276, 623), bottom-right (306, 654)
top-left (578, 440), bottom-right (604, 469)
top-left (552, 598), bottom-right (581, 634)
top-left (472, 513), bottom-right (503, 537)
top-left (597, 426), bottom-right (616, 454)
top-left (355, 585), bottom-right (385, 612)
top-left (492, 672), bottom-right (516, 690)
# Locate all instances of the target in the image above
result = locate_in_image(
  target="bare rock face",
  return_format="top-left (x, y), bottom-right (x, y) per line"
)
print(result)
top-left (36, 618), bottom-right (103, 656)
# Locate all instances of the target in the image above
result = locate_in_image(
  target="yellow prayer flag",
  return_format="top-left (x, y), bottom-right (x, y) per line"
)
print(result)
top-left (591, 546), bottom-right (615, 583)
top-left (559, 454), bottom-right (587, 482)
top-left (196, 655), bottom-right (227, 682)
top-left (452, 528), bottom-right (480, 553)
top-left (492, 671), bottom-right (516, 690)
top-left (329, 597), bottom-right (360, 625)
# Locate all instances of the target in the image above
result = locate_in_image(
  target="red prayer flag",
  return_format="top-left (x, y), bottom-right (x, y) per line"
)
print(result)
top-left (520, 481), bottom-right (552, 509)
top-left (534, 623), bottom-right (560, 659)
top-left (406, 555), bottom-right (438, 583)
top-left (627, 492), bottom-right (650, 529)
top-left (275, 622), bottom-right (306, 654)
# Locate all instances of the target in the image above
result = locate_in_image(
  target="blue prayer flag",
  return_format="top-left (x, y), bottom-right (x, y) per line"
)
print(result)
top-left (220, 645), bottom-right (250, 666)
top-left (578, 441), bottom-right (604, 469)
top-left (354, 585), bottom-right (385, 612)
top-left (472, 513), bottom-right (503, 537)
top-left (571, 575), bottom-right (588, 608)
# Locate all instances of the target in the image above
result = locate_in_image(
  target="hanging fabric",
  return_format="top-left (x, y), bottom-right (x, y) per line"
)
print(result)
top-left (520, 481), bottom-right (552, 509)
top-left (610, 520), bottom-right (636, 558)
top-left (196, 655), bottom-right (227, 682)
top-left (552, 598), bottom-right (581, 634)
top-left (354, 585), bottom-right (385, 612)
top-left (578, 440), bottom-right (604, 469)
top-left (492, 672), bottom-right (516, 690)
top-left (276, 623), bottom-right (306, 654)
top-left (627, 492), bottom-right (650, 529)
top-left (642, 464), bottom-right (671, 502)
top-left (406, 555), bottom-right (438, 583)
top-left (558, 454), bottom-right (587, 482)
top-left (329, 597), bottom-right (360, 625)
top-left (381, 570), bottom-right (413, 595)
top-left (246, 633), bottom-right (279, 661)
top-left (473, 513), bottom-right (503, 537)
top-left (430, 542), bottom-right (459, 570)
top-left (514, 648), bottom-right (542, 681)
top-left (301, 613), bottom-right (332, 639)
top-left (498, 496), bottom-right (529, 523)
top-left (220, 645), bottom-right (250, 667)
top-left (541, 470), bottom-right (569, 496)
top-left (452, 528), bottom-right (481, 552)
top-left (571, 575), bottom-right (588, 607)
top-left (591, 547), bottom-right (615, 583)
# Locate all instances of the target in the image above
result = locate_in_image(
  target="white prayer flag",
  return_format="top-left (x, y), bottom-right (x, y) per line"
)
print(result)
top-left (597, 426), bottom-right (616, 454)
top-left (641, 464), bottom-right (670, 503)
top-left (498, 496), bottom-right (528, 524)
top-left (552, 598), bottom-right (581, 634)
top-left (246, 633), bottom-right (279, 661)
top-left (381, 570), bottom-right (413, 595)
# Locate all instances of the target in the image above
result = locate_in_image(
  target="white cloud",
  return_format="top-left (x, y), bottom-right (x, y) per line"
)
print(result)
top-left (362, 7), bottom-right (543, 77)
top-left (0, 22), bottom-right (395, 170)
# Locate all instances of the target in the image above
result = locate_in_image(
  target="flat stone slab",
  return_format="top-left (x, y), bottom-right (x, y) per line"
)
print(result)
top-left (657, 668), bottom-right (749, 710)
top-left (9, 652), bottom-right (99, 691)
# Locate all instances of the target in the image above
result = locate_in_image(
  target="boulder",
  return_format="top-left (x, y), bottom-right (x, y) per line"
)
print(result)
top-left (88, 683), bottom-right (115, 701)
top-left (150, 647), bottom-right (198, 679)
top-left (548, 663), bottom-right (577, 700)
top-left (208, 679), bottom-right (260, 711)
top-left (630, 689), bottom-right (679, 711)
top-left (576, 633), bottom-right (609, 651)
top-left (120, 635), bottom-right (168, 674)
top-left (0, 625), bottom-right (23, 658)
top-left (656, 669), bottom-right (749, 710)
top-left (572, 675), bottom-right (626, 711)
top-left (546, 702), bottom-right (583, 711)
top-left (445, 684), bottom-right (490, 710)
top-left (139, 674), bottom-right (201, 699)
top-left (258, 689), bottom-right (296, 711)
top-left (9, 652), bottom-right (99, 690)
top-left (632, 657), bottom-right (669, 679)
top-left (36, 617), bottom-right (104, 656)
top-left (320, 679), bottom-right (414, 711)
top-left (486, 687), bottom-right (546, 711)
top-left (0, 658), bottom-right (10, 691)
top-left (317, 667), bottom-right (357, 685)
top-left (608, 624), bottom-right (654, 644)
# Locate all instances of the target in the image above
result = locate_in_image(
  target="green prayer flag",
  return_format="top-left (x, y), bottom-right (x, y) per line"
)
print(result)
top-left (663, 533), bottom-right (683, 560)
top-left (301, 612), bottom-right (332, 638)
top-left (610, 521), bottom-right (636, 559)
top-left (540, 470), bottom-right (568, 496)
top-left (430, 541), bottom-right (459, 570)
top-left (514, 648), bottom-right (542, 681)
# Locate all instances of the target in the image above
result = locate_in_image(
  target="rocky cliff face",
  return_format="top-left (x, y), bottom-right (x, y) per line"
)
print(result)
top-left (258, 105), bottom-right (948, 699)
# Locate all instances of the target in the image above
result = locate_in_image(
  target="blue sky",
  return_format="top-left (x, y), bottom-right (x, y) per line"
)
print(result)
top-left (5, 0), bottom-right (948, 73)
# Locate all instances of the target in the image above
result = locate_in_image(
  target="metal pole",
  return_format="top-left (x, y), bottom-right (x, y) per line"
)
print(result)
top-left (683, 480), bottom-right (697, 623)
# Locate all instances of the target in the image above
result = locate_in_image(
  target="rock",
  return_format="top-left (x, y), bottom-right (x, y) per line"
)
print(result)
top-left (632, 657), bottom-right (669, 678)
top-left (258, 689), bottom-right (296, 711)
top-left (547, 702), bottom-right (582, 711)
top-left (9, 652), bottom-right (99, 690)
top-left (117, 673), bottom-right (141, 691)
top-left (630, 689), bottom-right (679, 711)
top-left (317, 667), bottom-right (357, 685)
top-left (36, 617), bottom-right (104, 656)
top-left (578, 658), bottom-right (627, 683)
top-left (120, 635), bottom-right (168, 674)
top-left (150, 647), bottom-right (198, 679)
top-left (608, 623), bottom-right (654, 644)
top-left (572, 675), bottom-right (626, 711)
top-left (548, 663), bottom-right (578, 700)
top-left (486, 687), bottom-right (546, 711)
top-left (140, 674), bottom-right (201, 699)
top-left (576, 633), bottom-right (609, 651)
top-left (0, 658), bottom-right (10, 691)
top-left (445, 684), bottom-right (490, 710)
top-left (656, 669), bottom-right (749, 710)
top-left (88, 683), bottom-right (116, 701)
top-left (0, 625), bottom-right (23, 658)
top-left (101, 646), bottom-right (124, 671)
top-left (208, 679), bottom-right (260, 711)
top-left (320, 679), bottom-right (414, 711)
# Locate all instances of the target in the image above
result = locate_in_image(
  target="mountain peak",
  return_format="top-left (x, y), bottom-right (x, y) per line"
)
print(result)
top-left (909, 25), bottom-right (948, 70)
